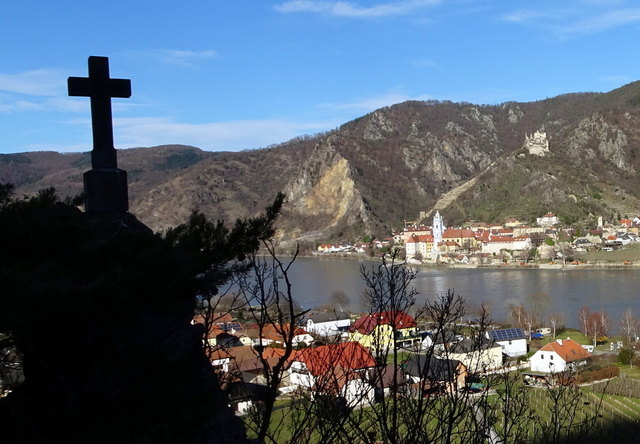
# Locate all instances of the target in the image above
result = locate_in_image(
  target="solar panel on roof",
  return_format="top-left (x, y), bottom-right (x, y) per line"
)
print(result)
top-left (490, 328), bottom-right (525, 341)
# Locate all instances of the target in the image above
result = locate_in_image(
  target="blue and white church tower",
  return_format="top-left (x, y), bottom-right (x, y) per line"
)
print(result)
top-left (432, 210), bottom-right (445, 261)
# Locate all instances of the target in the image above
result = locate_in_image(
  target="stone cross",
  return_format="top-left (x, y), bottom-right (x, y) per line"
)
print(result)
top-left (68, 56), bottom-right (131, 212)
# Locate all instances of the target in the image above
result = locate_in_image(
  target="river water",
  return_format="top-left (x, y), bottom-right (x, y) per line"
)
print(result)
top-left (284, 257), bottom-right (640, 329)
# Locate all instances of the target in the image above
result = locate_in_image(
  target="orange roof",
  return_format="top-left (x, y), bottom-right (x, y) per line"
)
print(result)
top-left (260, 324), bottom-right (311, 342)
top-left (443, 229), bottom-right (474, 238)
top-left (539, 339), bottom-right (590, 362)
top-left (192, 312), bottom-right (234, 325)
top-left (407, 234), bottom-right (434, 243)
top-left (350, 311), bottom-right (416, 335)
top-left (295, 342), bottom-right (375, 376)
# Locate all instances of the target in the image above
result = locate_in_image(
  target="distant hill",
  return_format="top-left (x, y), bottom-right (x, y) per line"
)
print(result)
top-left (5, 82), bottom-right (640, 246)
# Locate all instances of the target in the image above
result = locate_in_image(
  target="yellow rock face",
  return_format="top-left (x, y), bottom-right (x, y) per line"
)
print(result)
top-left (303, 158), bottom-right (358, 224)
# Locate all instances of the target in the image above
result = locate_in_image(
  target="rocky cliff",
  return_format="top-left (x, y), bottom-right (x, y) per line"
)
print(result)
top-left (5, 82), bottom-right (640, 242)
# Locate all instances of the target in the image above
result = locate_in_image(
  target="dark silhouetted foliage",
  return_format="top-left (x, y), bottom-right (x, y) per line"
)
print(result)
top-left (0, 184), bottom-right (283, 443)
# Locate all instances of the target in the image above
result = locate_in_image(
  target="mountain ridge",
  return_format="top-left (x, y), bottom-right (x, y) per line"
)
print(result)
top-left (4, 82), bottom-right (640, 244)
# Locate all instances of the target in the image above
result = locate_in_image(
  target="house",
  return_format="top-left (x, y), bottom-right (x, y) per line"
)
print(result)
top-left (444, 339), bottom-right (503, 373)
top-left (481, 236), bottom-right (532, 255)
top-left (537, 212), bottom-right (559, 227)
top-left (244, 323), bottom-right (314, 348)
top-left (402, 226), bottom-right (431, 244)
top-left (486, 328), bottom-right (528, 358)
top-left (443, 228), bottom-right (477, 249)
top-left (349, 311), bottom-right (419, 350)
top-left (505, 218), bottom-right (524, 228)
top-left (403, 354), bottom-right (467, 393)
top-left (367, 364), bottom-right (408, 399)
top-left (208, 345), bottom-right (283, 386)
top-left (305, 311), bottom-right (351, 336)
top-left (420, 330), bottom-right (461, 351)
top-left (529, 338), bottom-right (590, 373)
top-left (289, 342), bottom-right (376, 406)
top-left (405, 234), bottom-right (434, 259)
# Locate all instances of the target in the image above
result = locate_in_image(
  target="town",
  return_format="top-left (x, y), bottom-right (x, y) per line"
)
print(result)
top-left (192, 265), bottom-right (640, 442)
top-left (316, 210), bottom-right (640, 266)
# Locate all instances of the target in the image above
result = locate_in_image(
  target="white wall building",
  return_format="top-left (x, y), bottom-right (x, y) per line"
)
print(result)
top-left (537, 212), bottom-right (559, 227)
top-left (529, 339), bottom-right (590, 373)
top-left (305, 312), bottom-right (351, 336)
top-left (486, 328), bottom-right (528, 357)
top-left (481, 236), bottom-right (532, 255)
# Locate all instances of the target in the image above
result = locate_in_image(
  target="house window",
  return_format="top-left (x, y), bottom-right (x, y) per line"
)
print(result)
top-left (541, 354), bottom-right (544, 359)
top-left (550, 355), bottom-right (554, 360)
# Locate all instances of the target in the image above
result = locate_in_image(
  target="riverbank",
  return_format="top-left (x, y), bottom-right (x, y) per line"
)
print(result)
top-left (305, 252), bottom-right (640, 270)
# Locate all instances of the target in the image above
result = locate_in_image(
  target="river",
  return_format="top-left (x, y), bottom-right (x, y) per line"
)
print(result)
top-left (283, 257), bottom-right (640, 328)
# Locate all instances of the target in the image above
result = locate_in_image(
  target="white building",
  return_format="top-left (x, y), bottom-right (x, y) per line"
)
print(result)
top-left (481, 236), bottom-right (532, 255)
top-left (529, 338), bottom-right (590, 373)
top-left (305, 311), bottom-right (351, 336)
top-left (524, 131), bottom-right (550, 156)
top-left (405, 234), bottom-right (434, 260)
top-left (444, 339), bottom-right (503, 373)
top-left (289, 342), bottom-right (376, 407)
top-left (537, 212), bottom-right (559, 227)
top-left (486, 328), bottom-right (528, 358)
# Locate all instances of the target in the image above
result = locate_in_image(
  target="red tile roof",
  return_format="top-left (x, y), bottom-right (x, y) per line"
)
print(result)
top-left (443, 229), bottom-right (474, 238)
top-left (407, 234), bottom-right (434, 243)
top-left (539, 339), bottom-right (590, 362)
top-left (295, 342), bottom-right (375, 376)
top-left (350, 311), bottom-right (416, 335)
top-left (260, 324), bottom-right (311, 342)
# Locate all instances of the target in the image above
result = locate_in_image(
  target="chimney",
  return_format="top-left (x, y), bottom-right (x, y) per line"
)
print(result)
top-left (556, 339), bottom-right (563, 346)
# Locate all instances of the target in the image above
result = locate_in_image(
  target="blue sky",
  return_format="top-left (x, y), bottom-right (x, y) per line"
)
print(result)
top-left (1, 0), bottom-right (640, 154)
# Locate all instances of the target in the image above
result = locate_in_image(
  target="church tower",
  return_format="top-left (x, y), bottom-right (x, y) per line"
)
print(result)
top-left (432, 210), bottom-right (445, 261)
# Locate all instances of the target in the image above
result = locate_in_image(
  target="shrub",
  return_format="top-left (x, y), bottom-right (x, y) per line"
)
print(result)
top-left (618, 347), bottom-right (636, 366)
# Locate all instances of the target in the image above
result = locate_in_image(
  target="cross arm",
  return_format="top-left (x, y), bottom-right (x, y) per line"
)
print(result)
top-left (67, 77), bottom-right (131, 98)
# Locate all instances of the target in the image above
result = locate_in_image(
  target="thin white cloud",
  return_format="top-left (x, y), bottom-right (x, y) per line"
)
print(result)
top-left (274, 0), bottom-right (440, 18)
top-left (502, 3), bottom-right (640, 37)
top-left (560, 8), bottom-right (640, 35)
top-left (0, 69), bottom-right (66, 96)
top-left (124, 49), bottom-right (218, 67)
top-left (0, 100), bottom-right (42, 113)
top-left (600, 75), bottom-right (634, 86)
top-left (323, 92), bottom-right (432, 111)
top-left (98, 117), bottom-right (340, 151)
top-left (501, 9), bottom-right (555, 23)
top-left (409, 58), bottom-right (441, 69)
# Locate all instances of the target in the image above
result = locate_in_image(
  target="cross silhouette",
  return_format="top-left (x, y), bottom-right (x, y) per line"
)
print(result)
top-left (68, 56), bottom-right (131, 212)
top-left (68, 56), bottom-right (131, 169)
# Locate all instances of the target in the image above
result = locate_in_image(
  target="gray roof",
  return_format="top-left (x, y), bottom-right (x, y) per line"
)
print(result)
top-left (450, 338), bottom-right (499, 353)
top-left (403, 354), bottom-right (462, 381)
top-left (307, 311), bottom-right (350, 323)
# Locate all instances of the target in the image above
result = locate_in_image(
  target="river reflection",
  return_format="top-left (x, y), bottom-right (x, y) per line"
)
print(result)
top-left (285, 257), bottom-right (640, 328)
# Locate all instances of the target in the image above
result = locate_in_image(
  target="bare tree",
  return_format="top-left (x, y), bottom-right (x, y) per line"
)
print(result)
top-left (508, 304), bottom-right (527, 329)
top-left (549, 312), bottom-right (566, 339)
top-left (329, 290), bottom-right (349, 311)
top-left (587, 310), bottom-right (610, 348)
top-left (620, 308), bottom-right (639, 345)
top-left (234, 244), bottom-right (310, 443)
top-left (578, 306), bottom-right (591, 336)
